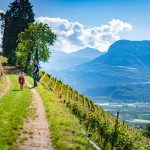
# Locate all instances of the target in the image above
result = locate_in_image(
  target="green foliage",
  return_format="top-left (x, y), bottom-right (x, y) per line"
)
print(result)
top-left (0, 75), bottom-right (32, 149)
top-left (16, 23), bottom-right (56, 73)
top-left (0, 56), bottom-right (8, 64)
top-left (0, 75), bottom-right (7, 92)
top-left (0, 56), bottom-right (8, 74)
top-left (144, 123), bottom-right (150, 137)
top-left (39, 72), bottom-right (150, 150)
top-left (1, 0), bottom-right (34, 64)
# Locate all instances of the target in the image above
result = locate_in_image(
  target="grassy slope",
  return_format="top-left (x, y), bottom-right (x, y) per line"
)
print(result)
top-left (0, 74), bottom-right (33, 150)
top-left (26, 76), bottom-right (90, 150)
top-left (0, 75), bottom-right (7, 93)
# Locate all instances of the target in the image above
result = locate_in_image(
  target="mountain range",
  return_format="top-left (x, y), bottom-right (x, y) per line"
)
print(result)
top-left (48, 40), bottom-right (150, 102)
top-left (41, 47), bottom-right (103, 72)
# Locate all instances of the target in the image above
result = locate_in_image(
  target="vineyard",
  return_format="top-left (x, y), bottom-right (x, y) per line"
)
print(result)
top-left (39, 72), bottom-right (150, 150)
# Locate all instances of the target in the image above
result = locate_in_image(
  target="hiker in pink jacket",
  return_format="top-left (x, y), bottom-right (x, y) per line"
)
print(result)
top-left (18, 71), bottom-right (25, 90)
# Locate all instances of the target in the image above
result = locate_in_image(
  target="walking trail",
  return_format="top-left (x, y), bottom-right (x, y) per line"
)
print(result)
top-left (0, 75), bottom-right (10, 98)
top-left (19, 80), bottom-right (53, 150)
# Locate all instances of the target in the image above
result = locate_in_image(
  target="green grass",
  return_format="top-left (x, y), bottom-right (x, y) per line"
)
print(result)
top-left (26, 76), bottom-right (90, 150)
top-left (0, 74), bottom-right (33, 150)
top-left (0, 75), bottom-right (8, 94)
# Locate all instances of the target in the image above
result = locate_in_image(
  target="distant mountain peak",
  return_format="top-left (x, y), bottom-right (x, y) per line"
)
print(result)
top-left (41, 47), bottom-right (104, 72)
top-left (70, 47), bottom-right (104, 59)
top-left (72, 47), bottom-right (102, 54)
top-left (111, 39), bottom-right (150, 48)
top-left (108, 40), bottom-right (150, 54)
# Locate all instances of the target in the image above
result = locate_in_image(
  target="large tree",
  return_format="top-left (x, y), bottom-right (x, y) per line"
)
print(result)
top-left (16, 23), bottom-right (56, 73)
top-left (1, 0), bottom-right (34, 64)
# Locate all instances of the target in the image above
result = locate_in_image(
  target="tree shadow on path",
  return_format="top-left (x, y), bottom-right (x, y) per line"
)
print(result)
top-left (12, 89), bottom-right (20, 91)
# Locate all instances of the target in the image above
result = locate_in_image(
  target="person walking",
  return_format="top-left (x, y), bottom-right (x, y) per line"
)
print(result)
top-left (19, 70), bottom-right (25, 90)
top-left (32, 60), bottom-right (39, 87)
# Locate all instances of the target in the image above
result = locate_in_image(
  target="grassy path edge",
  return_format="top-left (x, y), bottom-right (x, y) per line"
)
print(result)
top-left (0, 75), bottom-right (10, 97)
top-left (26, 76), bottom-right (90, 150)
top-left (0, 74), bottom-right (33, 150)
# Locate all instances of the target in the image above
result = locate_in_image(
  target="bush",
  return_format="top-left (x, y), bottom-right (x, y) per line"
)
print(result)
top-left (144, 123), bottom-right (150, 137)
top-left (0, 56), bottom-right (8, 76)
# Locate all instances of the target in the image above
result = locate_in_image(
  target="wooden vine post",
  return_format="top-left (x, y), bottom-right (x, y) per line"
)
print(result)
top-left (39, 72), bottom-right (46, 83)
top-left (53, 79), bottom-right (57, 92)
top-left (111, 111), bottom-right (119, 150)
top-left (47, 76), bottom-right (52, 87)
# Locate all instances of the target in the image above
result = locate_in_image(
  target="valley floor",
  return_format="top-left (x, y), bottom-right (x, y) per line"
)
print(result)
top-left (97, 101), bottom-right (150, 128)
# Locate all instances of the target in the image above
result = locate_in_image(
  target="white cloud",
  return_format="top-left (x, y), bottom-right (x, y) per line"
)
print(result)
top-left (0, 10), bottom-right (5, 14)
top-left (36, 17), bottom-right (132, 53)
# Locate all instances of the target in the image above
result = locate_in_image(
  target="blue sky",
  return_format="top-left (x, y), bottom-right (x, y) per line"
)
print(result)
top-left (0, 0), bottom-right (150, 52)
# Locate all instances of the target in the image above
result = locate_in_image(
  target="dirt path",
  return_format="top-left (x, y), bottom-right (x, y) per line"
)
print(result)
top-left (19, 80), bottom-right (53, 150)
top-left (0, 75), bottom-right (10, 98)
